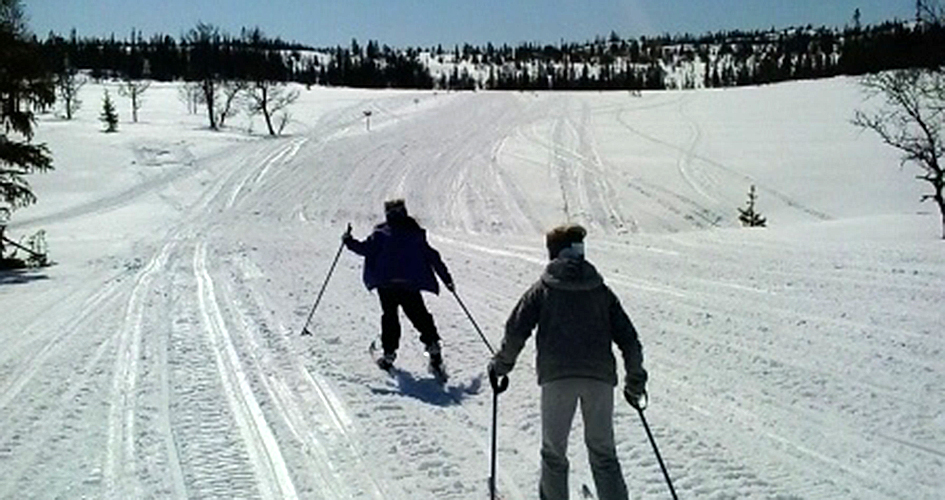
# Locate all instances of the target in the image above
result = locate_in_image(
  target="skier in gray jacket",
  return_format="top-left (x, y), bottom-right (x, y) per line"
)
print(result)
top-left (488, 224), bottom-right (647, 500)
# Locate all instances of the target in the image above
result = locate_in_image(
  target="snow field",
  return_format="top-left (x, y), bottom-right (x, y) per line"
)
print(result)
top-left (1, 77), bottom-right (942, 499)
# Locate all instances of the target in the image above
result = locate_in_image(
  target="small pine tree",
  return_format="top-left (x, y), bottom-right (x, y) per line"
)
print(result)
top-left (738, 185), bottom-right (767, 227)
top-left (100, 90), bottom-right (118, 132)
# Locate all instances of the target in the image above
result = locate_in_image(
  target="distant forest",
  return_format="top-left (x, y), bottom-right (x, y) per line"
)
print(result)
top-left (33, 16), bottom-right (945, 91)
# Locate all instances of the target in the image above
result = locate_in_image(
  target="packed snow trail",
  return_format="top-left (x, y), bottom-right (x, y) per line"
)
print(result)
top-left (1, 80), bottom-right (942, 499)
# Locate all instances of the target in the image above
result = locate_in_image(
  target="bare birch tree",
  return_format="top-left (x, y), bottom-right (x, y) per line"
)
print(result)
top-left (217, 80), bottom-right (248, 128)
top-left (247, 81), bottom-right (298, 136)
top-left (185, 23), bottom-right (222, 130)
top-left (118, 79), bottom-right (150, 123)
top-left (854, 68), bottom-right (945, 239)
top-left (55, 65), bottom-right (84, 120)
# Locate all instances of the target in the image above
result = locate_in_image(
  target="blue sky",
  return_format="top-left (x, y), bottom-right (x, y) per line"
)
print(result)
top-left (27, 0), bottom-right (916, 48)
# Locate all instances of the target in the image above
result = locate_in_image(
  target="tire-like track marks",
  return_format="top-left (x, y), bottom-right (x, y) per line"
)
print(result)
top-left (194, 242), bottom-right (298, 500)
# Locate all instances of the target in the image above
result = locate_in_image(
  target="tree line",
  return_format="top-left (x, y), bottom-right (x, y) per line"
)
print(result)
top-left (27, 16), bottom-right (945, 92)
top-left (38, 26), bottom-right (433, 89)
top-left (450, 18), bottom-right (945, 90)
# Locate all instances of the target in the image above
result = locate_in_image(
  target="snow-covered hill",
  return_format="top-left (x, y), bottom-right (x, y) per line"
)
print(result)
top-left (1, 77), bottom-right (942, 499)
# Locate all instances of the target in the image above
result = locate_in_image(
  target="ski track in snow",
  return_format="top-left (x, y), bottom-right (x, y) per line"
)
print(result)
top-left (194, 241), bottom-right (299, 500)
top-left (104, 239), bottom-right (175, 498)
top-left (1, 81), bottom-right (942, 499)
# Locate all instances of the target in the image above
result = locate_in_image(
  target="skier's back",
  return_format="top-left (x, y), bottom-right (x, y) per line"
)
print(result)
top-left (489, 224), bottom-right (647, 500)
top-left (343, 199), bottom-right (453, 372)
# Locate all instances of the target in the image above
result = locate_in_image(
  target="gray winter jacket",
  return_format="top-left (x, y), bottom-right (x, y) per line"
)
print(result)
top-left (493, 256), bottom-right (647, 387)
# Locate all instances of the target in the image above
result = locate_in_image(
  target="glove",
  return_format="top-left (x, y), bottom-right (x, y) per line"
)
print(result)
top-left (342, 223), bottom-right (353, 241)
top-left (624, 387), bottom-right (647, 411)
top-left (487, 360), bottom-right (509, 394)
top-left (445, 281), bottom-right (455, 292)
top-left (624, 377), bottom-right (647, 411)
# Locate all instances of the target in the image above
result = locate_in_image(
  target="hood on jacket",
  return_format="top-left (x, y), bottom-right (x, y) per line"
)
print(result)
top-left (540, 256), bottom-right (603, 291)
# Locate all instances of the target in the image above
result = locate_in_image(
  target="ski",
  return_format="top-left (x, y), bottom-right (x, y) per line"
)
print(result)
top-left (368, 338), bottom-right (450, 386)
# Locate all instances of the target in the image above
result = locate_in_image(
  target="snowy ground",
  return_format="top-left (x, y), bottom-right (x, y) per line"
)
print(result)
top-left (1, 77), bottom-right (942, 499)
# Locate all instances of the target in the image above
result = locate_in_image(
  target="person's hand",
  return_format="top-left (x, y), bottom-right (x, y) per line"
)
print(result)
top-left (445, 281), bottom-right (455, 292)
top-left (624, 387), bottom-right (647, 410)
top-left (342, 223), bottom-right (353, 241)
top-left (624, 377), bottom-right (647, 411)
top-left (487, 360), bottom-right (509, 394)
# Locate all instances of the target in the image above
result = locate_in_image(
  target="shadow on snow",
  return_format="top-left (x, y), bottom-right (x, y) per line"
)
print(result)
top-left (0, 268), bottom-right (50, 286)
top-left (371, 369), bottom-right (484, 406)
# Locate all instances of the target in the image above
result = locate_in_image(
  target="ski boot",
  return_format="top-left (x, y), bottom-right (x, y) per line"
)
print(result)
top-left (376, 351), bottom-right (396, 372)
top-left (426, 342), bottom-right (447, 382)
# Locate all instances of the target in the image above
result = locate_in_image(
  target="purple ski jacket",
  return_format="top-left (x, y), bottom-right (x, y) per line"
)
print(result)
top-left (343, 219), bottom-right (453, 294)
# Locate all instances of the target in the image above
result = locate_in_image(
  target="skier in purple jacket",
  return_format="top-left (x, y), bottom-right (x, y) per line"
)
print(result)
top-left (343, 199), bottom-right (454, 372)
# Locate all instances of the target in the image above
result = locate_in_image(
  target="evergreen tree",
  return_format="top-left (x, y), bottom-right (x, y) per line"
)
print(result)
top-left (1, 0), bottom-right (56, 225)
top-left (100, 89), bottom-right (118, 132)
top-left (738, 185), bottom-right (767, 227)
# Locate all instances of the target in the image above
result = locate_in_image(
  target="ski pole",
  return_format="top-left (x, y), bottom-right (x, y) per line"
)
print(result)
top-left (636, 406), bottom-right (678, 500)
top-left (490, 388), bottom-right (500, 500)
top-left (489, 364), bottom-right (509, 500)
top-left (450, 289), bottom-right (496, 355)
top-left (300, 225), bottom-right (349, 336)
top-left (451, 289), bottom-right (509, 498)
top-left (453, 289), bottom-right (510, 391)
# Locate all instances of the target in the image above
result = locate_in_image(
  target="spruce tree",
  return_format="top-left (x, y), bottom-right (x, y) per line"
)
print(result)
top-left (100, 90), bottom-right (118, 132)
top-left (1, 0), bottom-right (56, 224)
top-left (738, 185), bottom-right (767, 227)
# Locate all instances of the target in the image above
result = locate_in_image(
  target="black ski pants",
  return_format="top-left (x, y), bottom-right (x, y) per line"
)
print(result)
top-left (377, 287), bottom-right (440, 355)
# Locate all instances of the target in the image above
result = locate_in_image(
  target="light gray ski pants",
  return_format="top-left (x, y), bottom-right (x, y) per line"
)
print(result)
top-left (540, 378), bottom-right (628, 500)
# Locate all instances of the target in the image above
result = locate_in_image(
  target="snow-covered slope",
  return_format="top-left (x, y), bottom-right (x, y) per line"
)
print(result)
top-left (1, 77), bottom-right (942, 499)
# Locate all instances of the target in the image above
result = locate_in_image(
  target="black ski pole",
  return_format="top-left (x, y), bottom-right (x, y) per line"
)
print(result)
top-left (489, 364), bottom-right (509, 500)
top-left (450, 289), bottom-right (509, 498)
top-left (300, 225), bottom-right (349, 336)
top-left (450, 289), bottom-right (496, 355)
top-left (490, 388), bottom-right (500, 500)
top-left (636, 406), bottom-right (678, 500)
